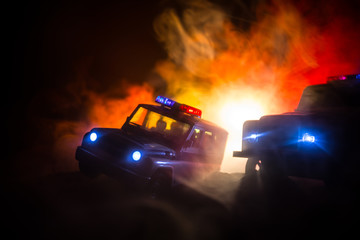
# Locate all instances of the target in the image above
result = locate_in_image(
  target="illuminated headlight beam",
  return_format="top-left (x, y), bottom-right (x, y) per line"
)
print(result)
top-left (131, 150), bottom-right (142, 161)
top-left (249, 134), bottom-right (258, 139)
top-left (89, 132), bottom-right (98, 142)
top-left (244, 133), bottom-right (259, 142)
top-left (301, 133), bottom-right (315, 143)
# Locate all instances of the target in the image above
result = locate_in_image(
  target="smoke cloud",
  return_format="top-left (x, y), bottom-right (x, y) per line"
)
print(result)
top-left (11, 0), bottom-right (359, 179)
top-left (152, 0), bottom-right (360, 172)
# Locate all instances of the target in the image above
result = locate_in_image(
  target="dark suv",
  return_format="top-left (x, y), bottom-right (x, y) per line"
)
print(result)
top-left (76, 96), bottom-right (228, 193)
top-left (233, 74), bottom-right (360, 184)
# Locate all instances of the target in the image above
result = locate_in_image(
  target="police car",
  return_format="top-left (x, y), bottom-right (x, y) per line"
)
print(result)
top-left (233, 74), bottom-right (360, 184)
top-left (76, 96), bottom-right (228, 194)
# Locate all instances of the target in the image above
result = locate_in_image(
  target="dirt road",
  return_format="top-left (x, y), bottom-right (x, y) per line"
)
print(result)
top-left (4, 171), bottom-right (357, 239)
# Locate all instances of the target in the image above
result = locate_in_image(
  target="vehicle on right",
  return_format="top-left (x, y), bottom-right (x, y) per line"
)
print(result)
top-left (233, 74), bottom-right (360, 185)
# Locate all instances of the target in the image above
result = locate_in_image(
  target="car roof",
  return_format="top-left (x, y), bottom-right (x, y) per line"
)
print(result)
top-left (138, 104), bottom-right (228, 134)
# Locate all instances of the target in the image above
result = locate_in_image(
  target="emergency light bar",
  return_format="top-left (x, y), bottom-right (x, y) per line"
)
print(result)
top-left (155, 96), bottom-right (176, 107)
top-left (155, 96), bottom-right (202, 118)
top-left (179, 104), bottom-right (202, 117)
top-left (327, 74), bottom-right (360, 82)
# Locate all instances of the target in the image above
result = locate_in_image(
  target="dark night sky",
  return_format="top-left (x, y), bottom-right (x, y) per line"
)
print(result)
top-left (7, 0), bottom-right (169, 179)
top-left (10, 0), bottom-right (164, 99)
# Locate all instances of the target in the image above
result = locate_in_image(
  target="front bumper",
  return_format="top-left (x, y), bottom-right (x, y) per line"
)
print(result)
top-left (75, 146), bottom-right (151, 182)
top-left (233, 150), bottom-right (254, 158)
top-left (75, 146), bottom-right (100, 163)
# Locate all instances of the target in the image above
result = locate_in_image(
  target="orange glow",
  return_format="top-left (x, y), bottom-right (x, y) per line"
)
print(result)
top-left (52, 84), bottom-right (154, 173)
top-left (216, 96), bottom-right (264, 172)
top-left (89, 84), bottom-right (154, 127)
top-left (153, 0), bottom-right (360, 172)
top-left (55, 0), bottom-right (359, 174)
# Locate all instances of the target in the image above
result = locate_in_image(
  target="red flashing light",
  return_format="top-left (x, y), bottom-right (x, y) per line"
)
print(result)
top-left (327, 74), bottom-right (359, 82)
top-left (155, 95), bottom-right (202, 118)
top-left (179, 104), bottom-right (202, 118)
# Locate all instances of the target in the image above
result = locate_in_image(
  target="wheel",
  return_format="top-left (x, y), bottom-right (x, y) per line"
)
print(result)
top-left (245, 151), bottom-right (284, 177)
top-left (260, 150), bottom-right (287, 178)
top-left (245, 158), bottom-right (262, 174)
top-left (148, 170), bottom-right (172, 198)
top-left (78, 160), bottom-right (100, 178)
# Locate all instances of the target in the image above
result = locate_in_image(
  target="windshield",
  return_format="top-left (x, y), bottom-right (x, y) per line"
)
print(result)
top-left (128, 107), bottom-right (191, 146)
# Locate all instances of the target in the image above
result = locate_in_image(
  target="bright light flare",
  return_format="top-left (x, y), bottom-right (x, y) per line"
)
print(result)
top-left (131, 150), bottom-right (142, 161)
top-left (89, 132), bottom-right (97, 142)
top-left (212, 97), bottom-right (264, 173)
top-left (245, 133), bottom-right (260, 142)
top-left (301, 133), bottom-right (315, 143)
top-left (249, 134), bottom-right (258, 139)
top-left (219, 100), bottom-right (264, 131)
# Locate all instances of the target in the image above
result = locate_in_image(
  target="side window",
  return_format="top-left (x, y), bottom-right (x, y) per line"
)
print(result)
top-left (187, 128), bottom-right (203, 148)
top-left (200, 131), bottom-right (215, 150)
top-left (199, 130), bottom-right (219, 154)
top-left (185, 129), bottom-right (217, 151)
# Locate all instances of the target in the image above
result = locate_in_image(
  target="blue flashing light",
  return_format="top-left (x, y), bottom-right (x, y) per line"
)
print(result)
top-left (327, 74), bottom-right (360, 82)
top-left (89, 132), bottom-right (97, 142)
top-left (249, 134), bottom-right (258, 139)
top-left (155, 95), bottom-right (202, 118)
top-left (302, 133), bottom-right (315, 143)
top-left (245, 133), bottom-right (260, 142)
top-left (131, 150), bottom-right (142, 161)
top-left (155, 96), bottom-right (176, 107)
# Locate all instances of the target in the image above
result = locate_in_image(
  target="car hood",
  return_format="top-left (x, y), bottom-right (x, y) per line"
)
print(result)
top-left (85, 128), bottom-right (176, 157)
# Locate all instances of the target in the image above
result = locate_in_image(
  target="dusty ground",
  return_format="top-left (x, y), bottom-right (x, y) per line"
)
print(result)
top-left (4, 170), bottom-right (358, 240)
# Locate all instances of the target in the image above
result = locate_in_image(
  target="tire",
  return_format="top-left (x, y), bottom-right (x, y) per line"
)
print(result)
top-left (245, 151), bottom-right (284, 177)
top-left (245, 158), bottom-right (262, 174)
top-left (260, 150), bottom-right (287, 178)
top-left (149, 170), bottom-right (172, 198)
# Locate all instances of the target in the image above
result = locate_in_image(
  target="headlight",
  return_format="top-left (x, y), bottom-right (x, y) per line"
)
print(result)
top-left (301, 133), bottom-right (315, 143)
top-left (89, 132), bottom-right (98, 142)
top-left (245, 133), bottom-right (260, 142)
top-left (249, 134), bottom-right (258, 140)
top-left (131, 150), bottom-right (142, 161)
